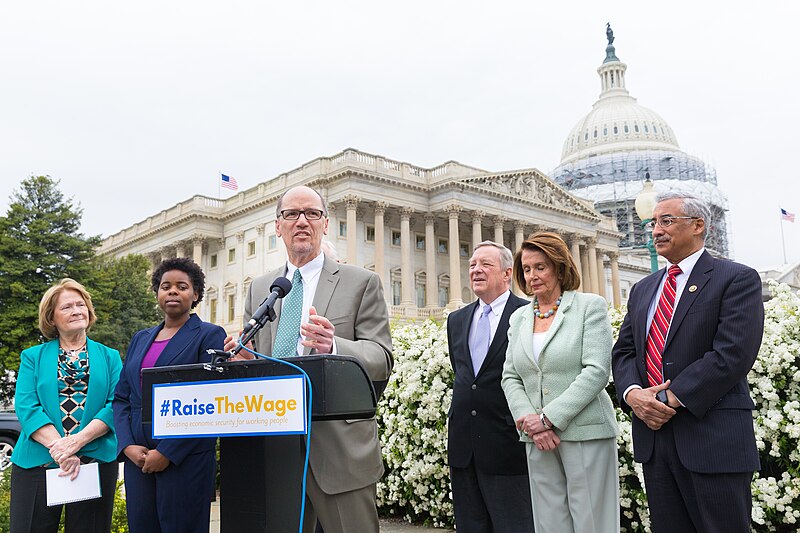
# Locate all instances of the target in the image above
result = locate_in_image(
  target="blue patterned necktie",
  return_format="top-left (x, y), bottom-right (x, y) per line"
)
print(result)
top-left (273, 269), bottom-right (304, 358)
top-left (469, 304), bottom-right (493, 375)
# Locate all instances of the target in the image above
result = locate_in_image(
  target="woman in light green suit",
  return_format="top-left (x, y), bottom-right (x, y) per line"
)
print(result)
top-left (502, 232), bottom-right (619, 533)
top-left (11, 278), bottom-right (122, 533)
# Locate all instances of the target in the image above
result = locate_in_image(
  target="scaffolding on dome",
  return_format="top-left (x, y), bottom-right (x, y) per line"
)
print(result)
top-left (551, 150), bottom-right (731, 258)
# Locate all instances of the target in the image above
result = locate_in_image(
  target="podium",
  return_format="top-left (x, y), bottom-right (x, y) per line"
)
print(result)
top-left (142, 354), bottom-right (378, 532)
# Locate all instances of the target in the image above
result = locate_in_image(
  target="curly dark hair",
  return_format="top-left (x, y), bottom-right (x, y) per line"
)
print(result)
top-left (150, 257), bottom-right (206, 309)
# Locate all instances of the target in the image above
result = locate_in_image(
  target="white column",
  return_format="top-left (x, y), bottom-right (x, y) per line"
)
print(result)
top-left (610, 252), bottom-right (622, 307)
top-left (255, 224), bottom-right (265, 273)
top-left (344, 194), bottom-right (360, 265)
top-left (493, 216), bottom-right (506, 247)
top-left (568, 234), bottom-right (583, 292)
top-left (446, 205), bottom-right (463, 308)
top-left (579, 244), bottom-right (590, 294)
top-left (374, 202), bottom-right (387, 287)
top-left (596, 250), bottom-right (607, 299)
top-left (471, 211), bottom-right (484, 250)
top-left (514, 221), bottom-right (525, 254)
top-left (400, 208), bottom-right (414, 306)
top-left (586, 238), bottom-right (598, 295)
top-left (425, 213), bottom-right (437, 307)
top-left (192, 235), bottom-right (204, 266)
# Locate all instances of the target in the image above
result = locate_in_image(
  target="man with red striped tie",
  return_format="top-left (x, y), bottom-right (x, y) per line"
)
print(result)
top-left (612, 191), bottom-right (763, 533)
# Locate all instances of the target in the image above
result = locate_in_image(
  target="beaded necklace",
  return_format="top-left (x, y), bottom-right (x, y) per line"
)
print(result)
top-left (533, 294), bottom-right (562, 319)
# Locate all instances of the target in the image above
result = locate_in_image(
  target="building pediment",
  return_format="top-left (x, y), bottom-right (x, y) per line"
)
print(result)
top-left (458, 170), bottom-right (598, 218)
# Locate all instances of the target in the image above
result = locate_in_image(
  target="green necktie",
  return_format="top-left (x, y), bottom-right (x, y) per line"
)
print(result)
top-left (272, 269), bottom-right (304, 358)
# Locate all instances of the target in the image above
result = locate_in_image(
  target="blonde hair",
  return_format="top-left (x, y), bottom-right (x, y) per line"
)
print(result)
top-left (513, 232), bottom-right (581, 295)
top-left (38, 278), bottom-right (97, 339)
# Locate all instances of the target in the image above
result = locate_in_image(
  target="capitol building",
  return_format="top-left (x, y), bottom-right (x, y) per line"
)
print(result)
top-left (100, 28), bottom-right (726, 332)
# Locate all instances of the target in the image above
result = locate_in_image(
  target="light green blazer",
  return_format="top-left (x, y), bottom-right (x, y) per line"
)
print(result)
top-left (501, 291), bottom-right (618, 442)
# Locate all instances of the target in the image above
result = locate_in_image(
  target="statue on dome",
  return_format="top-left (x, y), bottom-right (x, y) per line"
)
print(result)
top-left (606, 23), bottom-right (614, 45)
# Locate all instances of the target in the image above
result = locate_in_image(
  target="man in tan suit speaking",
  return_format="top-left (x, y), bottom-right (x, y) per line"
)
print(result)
top-left (225, 185), bottom-right (393, 533)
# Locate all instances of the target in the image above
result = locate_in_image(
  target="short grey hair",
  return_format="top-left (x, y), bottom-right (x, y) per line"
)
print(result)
top-left (655, 191), bottom-right (710, 240)
top-left (275, 186), bottom-right (328, 218)
top-left (473, 240), bottom-right (513, 270)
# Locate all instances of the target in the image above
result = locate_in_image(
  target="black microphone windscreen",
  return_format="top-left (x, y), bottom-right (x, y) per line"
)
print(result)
top-left (270, 276), bottom-right (292, 298)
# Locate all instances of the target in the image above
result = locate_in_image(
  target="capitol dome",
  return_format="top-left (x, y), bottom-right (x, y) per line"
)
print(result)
top-left (560, 45), bottom-right (680, 164)
top-left (550, 26), bottom-right (730, 258)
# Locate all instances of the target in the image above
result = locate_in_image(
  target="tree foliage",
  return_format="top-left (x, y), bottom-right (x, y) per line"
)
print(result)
top-left (0, 176), bottom-right (158, 403)
top-left (0, 176), bottom-right (99, 383)
top-left (89, 254), bottom-right (160, 358)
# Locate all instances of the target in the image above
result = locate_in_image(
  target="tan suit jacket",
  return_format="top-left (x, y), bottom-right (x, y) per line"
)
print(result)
top-left (245, 255), bottom-right (393, 494)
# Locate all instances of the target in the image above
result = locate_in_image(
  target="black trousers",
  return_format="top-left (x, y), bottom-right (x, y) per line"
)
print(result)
top-left (10, 461), bottom-right (118, 533)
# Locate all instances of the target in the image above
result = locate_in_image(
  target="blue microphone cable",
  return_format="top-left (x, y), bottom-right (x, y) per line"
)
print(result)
top-left (239, 343), bottom-right (313, 533)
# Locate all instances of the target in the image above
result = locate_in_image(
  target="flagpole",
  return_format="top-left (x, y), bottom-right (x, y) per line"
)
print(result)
top-left (218, 171), bottom-right (221, 199)
top-left (780, 207), bottom-right (787, 264)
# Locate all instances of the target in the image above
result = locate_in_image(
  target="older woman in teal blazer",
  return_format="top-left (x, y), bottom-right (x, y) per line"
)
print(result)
top-left (11, 278), bottom-right (122, 533)
top-left (502, 232), bottom-right (618, 533)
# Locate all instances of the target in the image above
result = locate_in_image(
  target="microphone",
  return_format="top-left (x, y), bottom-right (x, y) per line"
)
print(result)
top-left (241, 277), bottom-right (293, 335)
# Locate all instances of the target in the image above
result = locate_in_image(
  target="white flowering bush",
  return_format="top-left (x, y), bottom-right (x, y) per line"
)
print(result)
top-left (750, 281), bottom-right (800, 530)
top-left (377, 319), bottom-right (454, 527)
top-left (376, 282), bottom-right (800, 531)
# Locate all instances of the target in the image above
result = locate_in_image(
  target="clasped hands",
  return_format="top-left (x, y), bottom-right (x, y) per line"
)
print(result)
top-left (123, 445), bottom-right (170, 473)
top-left (48, 435), bottom-right (82, 480)
top-left (516, 413), bottom-right (560, 451)
top-left (225, 306), bottom-right (335, 359)
top-left (626, 380), bottom-right (678, 430)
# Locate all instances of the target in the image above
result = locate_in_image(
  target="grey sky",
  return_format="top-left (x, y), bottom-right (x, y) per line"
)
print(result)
top-left (1, 1), bottom-right (798, 268)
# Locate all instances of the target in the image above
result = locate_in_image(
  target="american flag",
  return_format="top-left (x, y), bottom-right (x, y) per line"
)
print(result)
top-left (781, 208), bottom-right (795, 223)
top-left (221, 174), bottom-right (238, 191)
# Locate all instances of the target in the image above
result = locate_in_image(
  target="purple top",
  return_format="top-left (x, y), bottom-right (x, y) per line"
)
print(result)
top-left (141, 339), bottom-right (170, 370)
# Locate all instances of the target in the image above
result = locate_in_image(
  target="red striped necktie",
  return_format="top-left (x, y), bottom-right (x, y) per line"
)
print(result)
top-left (645, 264), bottom-right (682, 387)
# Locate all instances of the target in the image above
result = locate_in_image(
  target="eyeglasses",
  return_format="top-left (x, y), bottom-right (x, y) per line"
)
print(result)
top-left (645, 216), bottom-right (699, 230)
top-left (279, 209), bottom-right (326, 221)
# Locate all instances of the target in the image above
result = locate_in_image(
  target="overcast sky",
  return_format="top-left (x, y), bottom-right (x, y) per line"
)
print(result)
top-left (1, 1), bottom-right (798, 268)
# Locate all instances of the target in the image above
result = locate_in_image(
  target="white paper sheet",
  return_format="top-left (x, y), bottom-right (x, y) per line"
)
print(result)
top-left (45, 461), bottom-right (102, 506)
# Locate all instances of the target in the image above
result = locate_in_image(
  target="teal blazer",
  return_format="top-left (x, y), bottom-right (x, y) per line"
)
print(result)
top-left (12, 338), bottom-right (122, 468)
top-left (502, 291), bottom-right (618, 442)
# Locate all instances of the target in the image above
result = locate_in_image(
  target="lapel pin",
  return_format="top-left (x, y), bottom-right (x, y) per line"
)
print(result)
top-left (688, 285), bottom-right (697, 293)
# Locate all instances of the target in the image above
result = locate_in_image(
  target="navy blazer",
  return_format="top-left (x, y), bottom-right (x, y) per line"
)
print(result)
top-left (612, 251), bottom-right (763, 473)
top-left (113, 314), bottom-right (226, 465)
top-left (447, 293), bottom-right (529, 475)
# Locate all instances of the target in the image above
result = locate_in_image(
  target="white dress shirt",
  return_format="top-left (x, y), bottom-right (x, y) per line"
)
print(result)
top-left (470, 290), bottom-right (512, 347)
top-left (284, 251), bottom-right (337, 355)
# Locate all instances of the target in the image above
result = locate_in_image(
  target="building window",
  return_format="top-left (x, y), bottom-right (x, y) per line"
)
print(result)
top-left (634, 124), bottom-right (640, 133)
top-left (339, 221), bottom-right (347, 237)
top-left (209, 299), bottom-right (217, 323)
top-left (438, 239), bottom-right (448, 254)
top-left (247, 241), bottom-right (256, 257)
top-left (228, 248), bottom-right (236, 263)
top-left (584, 131), bottom-right (589, 141)
top-left (392, 280), bottom-right (401, 305)
top-left (416, 283), bottom-right (425, 308)
top-left (603, 127), bottom-right (608, 136)
top-left (391, 230), bottom-right (401, 247)
top-left (210, 254), bottom-right (218, 268)
top-left (268, 235), bottom-right (277, 250)
top-left (415, 234), bottom-right (425, 251)
top-left (460, 242), bottom-right (469, 258)
top-left (613, 125), bottom-right (618, 134)
top-left (593, 129), bottom-right (598, 138)
top-left (644, 124), bottom-right (649, 133)
top-left (365, 225), bottom-right (375, 242)
top-left (624, 124), bottom-right (629, 133)
top-left (438, 286), bottom-right (449, 307)
top-left (227, 294), bottom-right (235, 322)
